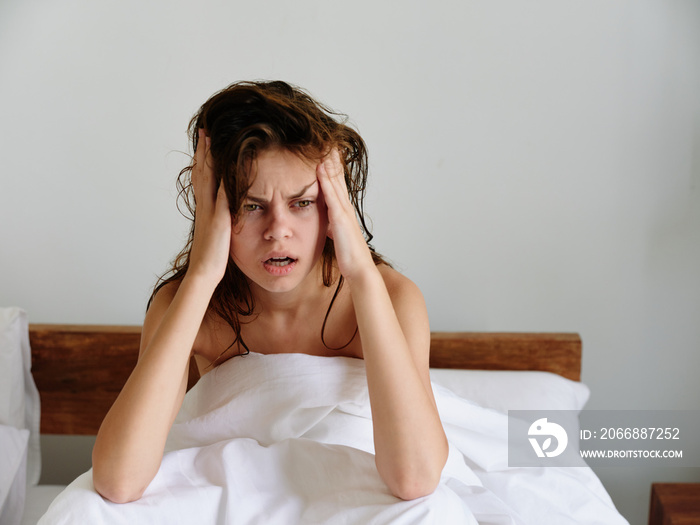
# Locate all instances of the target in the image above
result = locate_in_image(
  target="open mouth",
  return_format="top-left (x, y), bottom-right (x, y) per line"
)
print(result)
top-left (265, 257), bottom-right (296, 267)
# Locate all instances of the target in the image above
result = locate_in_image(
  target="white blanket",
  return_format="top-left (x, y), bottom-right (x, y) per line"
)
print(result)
top-left (38, 352), bottom-right (628, 524)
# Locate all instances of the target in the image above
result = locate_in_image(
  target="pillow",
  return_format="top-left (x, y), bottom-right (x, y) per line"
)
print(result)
top-left (0, 308), bottom-right (41, 486)
top-left (429, 368), bottom-right (590, 413)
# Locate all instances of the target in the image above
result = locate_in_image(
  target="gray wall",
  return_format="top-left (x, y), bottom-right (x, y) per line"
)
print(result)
top-left (2, 1), bottom-right (699, 524)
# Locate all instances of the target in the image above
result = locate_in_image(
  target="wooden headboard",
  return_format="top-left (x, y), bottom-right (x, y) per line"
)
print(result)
top-left (28, 324), bottom-right (581, 436)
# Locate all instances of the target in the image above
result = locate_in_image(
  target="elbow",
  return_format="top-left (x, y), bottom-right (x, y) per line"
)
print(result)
top-left (92, 442), bottom-right (155, 504)
top-left (389, 478), bottom-right (440, 501)
top-left (387, 469), bottom-right (442, 501)
top-left (92, 472), bottom-right (147, 504)
top-left (92, 457), bottom-right (148, 504)
top-left (380, 450), bottom-right (447, 501)
top-left (97, 490), bottom-right (144, 505)
top-left (93, 478), bottom-right (146, 504)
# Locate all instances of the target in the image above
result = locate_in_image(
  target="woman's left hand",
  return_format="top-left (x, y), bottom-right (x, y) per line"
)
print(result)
top-left (319, 151), bottom-right (447, 500)
top-left (317, 149), bottom-right (376, 282)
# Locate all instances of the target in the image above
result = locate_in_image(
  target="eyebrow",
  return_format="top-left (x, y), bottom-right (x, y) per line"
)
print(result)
top-left (246, 180), bottom-right (318, 204)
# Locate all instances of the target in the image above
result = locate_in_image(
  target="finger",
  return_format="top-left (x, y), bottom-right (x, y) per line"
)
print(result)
top-left (215, 179), bottom-right (230, 214)
top-left (328, 151), bottom-right (350, 199)
top-left (317, 158), bottom-right (342, 210)
top-left (320, 150), bottom-right (353, 212)
top-left (322, 149), bottom-right (343, 182)
top-left (195, 133), bottom-right (218, 208)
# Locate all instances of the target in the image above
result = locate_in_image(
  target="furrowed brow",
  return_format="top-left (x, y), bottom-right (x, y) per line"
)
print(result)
top-left (246, 180), bottom-right (318, 203)
top-left (289, 180), bottom-right (318, 199)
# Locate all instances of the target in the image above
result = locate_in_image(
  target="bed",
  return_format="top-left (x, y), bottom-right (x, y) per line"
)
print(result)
top-left (4, 314), bottom-right (629, 524)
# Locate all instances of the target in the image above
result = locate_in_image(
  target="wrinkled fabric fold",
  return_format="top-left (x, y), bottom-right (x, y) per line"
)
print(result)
top-left (39, 352), bottom-right (628, 525)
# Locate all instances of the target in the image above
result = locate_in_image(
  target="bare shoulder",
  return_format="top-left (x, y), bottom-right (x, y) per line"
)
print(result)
top-left (377, 264), bottom-right (429, 345)
top-left (143, 280), bottom-right (216, 365)
top-left (140, 282), bottom-right (180, 356)
top-left (377, 264), bottom-right (426, 305)
top-left (148, 281), bottom-right (179, 312)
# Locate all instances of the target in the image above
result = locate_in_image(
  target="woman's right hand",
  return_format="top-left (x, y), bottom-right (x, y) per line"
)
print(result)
top-left (188, 128), bottom-right (232, 286)
top-left (94, 129), bottom-right (232, 504)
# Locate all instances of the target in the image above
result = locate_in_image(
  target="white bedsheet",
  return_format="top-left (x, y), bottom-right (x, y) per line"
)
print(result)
top-left (1, 307), bottom-right (41, 525)
top-left (0, 308), bottom-right (41, 487)
top-left (38, 352), bottom-right (628, 524)
top-left (0, 425), bottom-right (29, 525)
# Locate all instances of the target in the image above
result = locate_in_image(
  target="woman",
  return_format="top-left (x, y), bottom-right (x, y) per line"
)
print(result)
top-left (92, 80), bottom-right (448, 504)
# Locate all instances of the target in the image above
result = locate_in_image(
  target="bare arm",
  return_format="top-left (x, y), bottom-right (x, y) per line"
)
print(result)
top-left (92, 131), bottom-right (231, 503)
top-left (317, 151), bottom-right (448, 500)
top-left (351, 267), bottom-right (447, 500)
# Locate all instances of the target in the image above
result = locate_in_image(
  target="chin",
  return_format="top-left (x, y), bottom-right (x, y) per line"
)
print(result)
top-left (247, 268), bottom-right (307, 295)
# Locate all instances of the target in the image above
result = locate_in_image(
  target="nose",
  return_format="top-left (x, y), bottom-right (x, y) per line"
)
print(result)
top-left (263, 207), bottom-right (292, 241)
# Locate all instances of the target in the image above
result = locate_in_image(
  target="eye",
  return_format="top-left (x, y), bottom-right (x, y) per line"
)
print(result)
top-left (242, 203), bottom-right (261, 212)
top-left (295, 200), bottom-right (313, 208)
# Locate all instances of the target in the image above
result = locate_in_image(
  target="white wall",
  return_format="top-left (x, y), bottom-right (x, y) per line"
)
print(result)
top-left (2, 1), bottom-right (699, 523)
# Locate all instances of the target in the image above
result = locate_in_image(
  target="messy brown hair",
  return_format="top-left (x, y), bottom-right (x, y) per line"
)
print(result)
top-left (150, 80), bottom-right (384, 357)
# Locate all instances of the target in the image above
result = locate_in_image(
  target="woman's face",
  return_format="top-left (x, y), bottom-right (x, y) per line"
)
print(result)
top-left (230, 147), bottom-right (329, 295)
